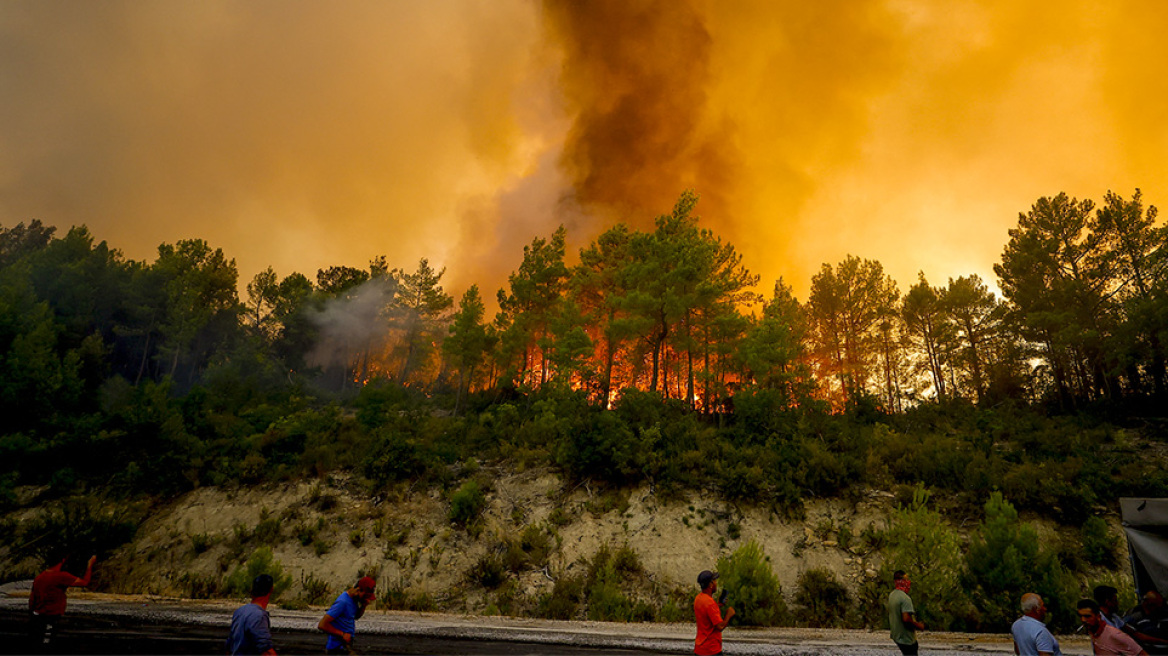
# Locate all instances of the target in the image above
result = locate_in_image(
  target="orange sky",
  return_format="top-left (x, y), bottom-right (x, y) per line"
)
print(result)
top-left (2, 0), bottom-right (1166, 301)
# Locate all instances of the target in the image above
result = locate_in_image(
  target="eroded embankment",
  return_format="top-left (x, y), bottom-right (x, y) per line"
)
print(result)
top-left (94, 469), bottom-right (895, 611)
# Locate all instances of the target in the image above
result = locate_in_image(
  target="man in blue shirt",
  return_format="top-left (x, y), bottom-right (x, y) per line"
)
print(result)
top-left (1012, 593), bottom-right (1061, 656)
top-left (1097, 586), bottom-right (1131, 631)
top-left (227, 574), bottom-right (276, 655)
top-left (318, 576), bottom-right (376, 655)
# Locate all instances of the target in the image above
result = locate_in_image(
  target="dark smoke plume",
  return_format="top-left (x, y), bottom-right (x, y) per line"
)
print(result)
top-left (542, 0), bottom-right (739, 231)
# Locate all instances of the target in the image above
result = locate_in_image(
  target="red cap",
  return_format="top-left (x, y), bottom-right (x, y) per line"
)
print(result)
top-left (357, 576), bottom-right (377, 597)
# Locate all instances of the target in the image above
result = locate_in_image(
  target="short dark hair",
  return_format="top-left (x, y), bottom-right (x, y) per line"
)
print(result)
top-left (45, 549), bottom-right (72, 570)
top-left (893, 570), bottom-right (907, 580)
top-left (1078, 598), bottom-right (1101, 613)
top-left (1093, 585), bottom-right (1118, 604)
top-left (251, 574), bottom-right (275, 598)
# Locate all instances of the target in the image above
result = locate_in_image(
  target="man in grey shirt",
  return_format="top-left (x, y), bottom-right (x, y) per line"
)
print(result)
top-left (227, 574), bottom-right (276, 655)
top-left (888, 570), bottom-right (925, 655)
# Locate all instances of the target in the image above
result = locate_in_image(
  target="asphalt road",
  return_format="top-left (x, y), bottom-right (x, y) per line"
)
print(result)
top-left (0, 590), bottom-right (1089, 655)
top-left (0, 609), bottom-right (674, 655)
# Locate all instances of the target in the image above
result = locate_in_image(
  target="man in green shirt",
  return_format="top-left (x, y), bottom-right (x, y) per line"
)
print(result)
top-left (888, 570), bottom-right (926, 655)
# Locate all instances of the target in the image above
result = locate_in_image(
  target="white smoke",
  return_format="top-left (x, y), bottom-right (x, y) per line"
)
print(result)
top-left (306, 277), bottom-right (397, 373)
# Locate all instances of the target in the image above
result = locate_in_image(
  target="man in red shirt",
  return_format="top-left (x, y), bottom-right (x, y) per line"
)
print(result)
top-left (694, 570), bottom-right (735, 656)
top-left (28, 554), bottom-right (96, 649)
top-left (1079, 598), bottom-right (1148, 656)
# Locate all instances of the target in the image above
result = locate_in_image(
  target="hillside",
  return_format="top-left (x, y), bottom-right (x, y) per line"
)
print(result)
top-left (0, 457), bottom-right (1139, 633)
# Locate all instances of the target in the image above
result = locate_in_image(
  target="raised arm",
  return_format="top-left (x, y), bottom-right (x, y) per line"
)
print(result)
top-left (70, 556), bottom-right (97, 588)
top-left (713, 606), bottom-right (735, 631)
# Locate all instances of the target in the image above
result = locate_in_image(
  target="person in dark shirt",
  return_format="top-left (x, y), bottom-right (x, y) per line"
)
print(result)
top-left (227, 574), bottom-right (276, 656)
top-left (28, 554), bottom-right (96, 650)
top-left (1125, 591), bottom-right (1168, 655)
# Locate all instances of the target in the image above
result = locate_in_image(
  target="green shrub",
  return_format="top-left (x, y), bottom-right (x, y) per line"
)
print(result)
top-left (612, 543), bottom-right (642, 575)
top-left (378, 580), bottom-right (437, 612)
top-left (449, 480), bottom-right (486, 527)
top-left (178, 572), bottom-right (219, 599)
top-left (549, 507), bottom-right (573, 527)
top-left (253, 509), bottom-right (281, 543)
top-left (657, 589), bottom-right (693, 623)
top-left (502, 540), bottom-right (528, 572)
top-left (17, 497), bottom-right (140, 565)
top-left (1081, 516), bottom-right (1117, 568)
top-left (468, 552), bottom-right (507, 589)
top-left (0, 472), bottom-right (17, 509)
top-left (299, 571), bottom-right (332, 605)
top-left (585, 559), bottom-right (652, 622)
top-left (963, 492), bottom-right (1076, 632)
top-left (726, 522), bottom-right (742, 541)
top-left (859, 522), bottom-right (886, 552)
top-left (364, 429), bottom-right (428, 489)
top-left (520, 523), bottom-right (554, 568)
top-left (836, 522), bottom-right (853, 552)
top-left (793, 568), bottom-right (851, 627)
top-left (715, 540), bottom-right (787, 626)
top-left (536, 576), bottom-right (585, 620)
top-left (555, 408), bottom-right (648, 485)
top-left (189, 532), bottom-right (214, 555)
top-left (222, 547), bottom-right (293, 599)
top-left (295, 518), bottom-right (324, 546)
top-left (882, 485), bottom-right (964, 629)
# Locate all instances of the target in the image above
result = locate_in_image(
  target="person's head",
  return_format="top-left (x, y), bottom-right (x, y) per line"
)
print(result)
top-left (44, 549), bottom-right (72, 573)
top-left (1078, 599), bottom-right (1103, 632)
top-left (893, 570), bottom-right (911, 591)
top-left (251, 574), bottom-right (274, 601)
top-left (1143, 590), bottom-right (1165, 615)
top-left (1093, 585), bottom-right (1119, 613)
top-left (697, 570), bottom-right (719, 594)
top-left (1021, 593), bottom-right (1047, 621)
top-left (353, 576), bottom-right (377, 603)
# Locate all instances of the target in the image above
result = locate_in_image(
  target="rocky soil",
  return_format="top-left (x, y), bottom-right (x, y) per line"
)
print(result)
top-left (100, 466), bottom-right (894, 610)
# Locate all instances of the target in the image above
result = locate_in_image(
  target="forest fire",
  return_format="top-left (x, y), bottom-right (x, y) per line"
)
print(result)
top-left (298, 186), bottom-right (1163, 415)
top-left (7, 3), bottom-right (1168, 648)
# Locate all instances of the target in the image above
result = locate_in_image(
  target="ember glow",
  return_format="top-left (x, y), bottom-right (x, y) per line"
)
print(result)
top-left (2, 1), bottom-right (1167, 297)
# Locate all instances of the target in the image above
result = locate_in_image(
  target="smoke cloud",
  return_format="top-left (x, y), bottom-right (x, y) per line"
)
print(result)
top-left (305, 277), bottom-right (396, 373)
top-left (3, 1), bottom-right (1167, 301)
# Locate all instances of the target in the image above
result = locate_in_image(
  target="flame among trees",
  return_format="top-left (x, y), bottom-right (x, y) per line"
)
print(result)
top-left (246, 188), bottom-right (1168, 413)
top-left (1, 188), bottom-right (1165, 418)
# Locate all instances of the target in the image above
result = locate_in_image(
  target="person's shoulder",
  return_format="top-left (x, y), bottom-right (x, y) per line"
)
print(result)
top-left (694, 592), bottom-right (712, 605)
top-left (1103, 623), bottom-right (1140, 643)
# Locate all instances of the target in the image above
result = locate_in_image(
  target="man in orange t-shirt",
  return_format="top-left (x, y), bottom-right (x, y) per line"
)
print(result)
top-left (694, 570), bottom-right (735, 655)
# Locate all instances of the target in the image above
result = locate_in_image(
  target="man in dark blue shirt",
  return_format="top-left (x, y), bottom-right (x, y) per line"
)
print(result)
top-left (227, 574), bottom-right (276, 655)
top-left (318, 576), bottom-right (376, 655)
